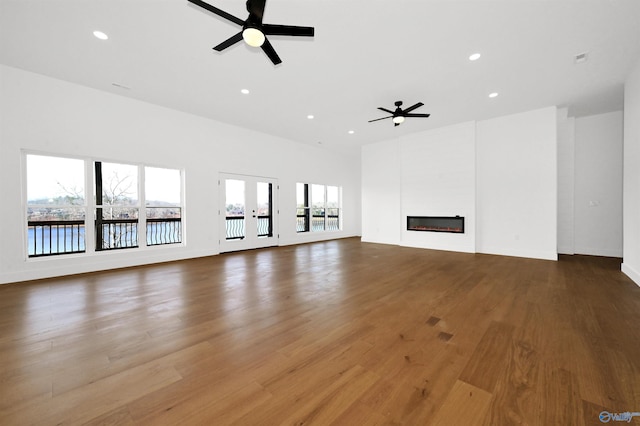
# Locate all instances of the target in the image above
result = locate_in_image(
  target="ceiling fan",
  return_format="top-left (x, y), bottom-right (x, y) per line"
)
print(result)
top-left (368, 101), bottom-right (431, 126)
top-left (187, 0), bottom-right (314, 65)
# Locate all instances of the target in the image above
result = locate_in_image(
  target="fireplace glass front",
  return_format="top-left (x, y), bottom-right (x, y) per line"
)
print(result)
top-left (406, 216), bottom-right (464, 233)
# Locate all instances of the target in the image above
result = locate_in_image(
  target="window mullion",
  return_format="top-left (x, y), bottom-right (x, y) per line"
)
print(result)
top-left (305, 183), bottom-right (310, 232)
top-left (324, 185), bottom-right (328, 230)
top-left (94, 161), bottom-right (104, 251)
top-left (139, 165), bottom-right (147, 248)
top-left (85, 159), bottom-right (96, 254)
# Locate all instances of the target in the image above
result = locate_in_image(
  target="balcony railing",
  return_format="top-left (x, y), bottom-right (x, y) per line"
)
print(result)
top-left (28, 218), bottom-right (181, 257)
top-left (225, 216), bottom-right (272, 240)
top-left (98, 218), bottom-right (183, 250)
top-left (98, 218), bottom-right (138, 250)
top-left (147, 218), bottom-right (182, 246)
top-left (296, 214), bottom-right (340, 232)
top-left (28, 220), bottom-right (85, 257)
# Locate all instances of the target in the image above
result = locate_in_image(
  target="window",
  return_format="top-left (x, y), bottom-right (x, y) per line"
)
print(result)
top-left (26, 154), bottom-right (86, 257)
top-left (95, 161), bottom-right (139, 250)
top-left (296, 183), bottom-right (341, 232)
top-left (145, 167), bottom-right (182, 245)
top-left (296, 183), bottom-right (310, 232)
top-left (311, 184), bottom-right (326, 231)
top-left (25, 153), bottom-right (183, 257)
top-left (326, 185), bottom-right (341, 231)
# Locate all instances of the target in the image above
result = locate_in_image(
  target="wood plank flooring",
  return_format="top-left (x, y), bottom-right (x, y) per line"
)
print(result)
top-left (1, 238), bottom-right (639, 425)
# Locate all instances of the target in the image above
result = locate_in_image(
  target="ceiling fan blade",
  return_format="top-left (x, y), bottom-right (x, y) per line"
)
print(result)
top-left (368, 116), bottom-right (392, 123)
top-left (213, 31), bottom-right (244, 51)
top-left (262, 24), bottom-right (314, 37)
top-left (246, 0), bottom-right (266, 23)
top-left (377, 107), bottom-right (394, 114)
top-left (261, 37), bottom-right (282, 65)
top-left (404, 113), bottom-right (431, 118)
top-left (188, 0), bottom-right (245, 26)
top-left (402, 102), bottom-right (424, 114)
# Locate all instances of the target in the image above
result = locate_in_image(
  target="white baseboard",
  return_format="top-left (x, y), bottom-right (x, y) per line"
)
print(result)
top-left (574, 246), bottom-right (623, 258)
top-left (0, 247), bottom-right (219, 285)
top-left (621, 263), bottom-right (640, 287)
top-left (477, 246), bottom-right (558, 261)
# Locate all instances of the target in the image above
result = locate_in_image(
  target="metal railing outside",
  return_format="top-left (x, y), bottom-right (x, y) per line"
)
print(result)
top-left (28, 220), bottom-right (85, 257)
top-left (28, 218), bottom-right (182, 257)
top-left (99, 218), bottom-right (183, 249)
top-left (225, 216), bottom-right (272, 240)
top-left (99, 219), bottom-right (139, 250)
top-left (296, 214), bottom-right (340, 232)
top-left (147, 218), bottom-right (182, 246)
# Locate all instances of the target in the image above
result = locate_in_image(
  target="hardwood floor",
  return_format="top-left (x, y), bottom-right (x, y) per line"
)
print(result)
top-left (1, 238), bottom-right (639, 425)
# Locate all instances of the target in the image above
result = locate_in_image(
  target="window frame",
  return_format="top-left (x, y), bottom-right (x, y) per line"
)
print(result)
top-left (145, 165), bottom-right (183, 246)
top-left (94, 160), bottom-right (141, 251)
top-left (296, 182), bottom-right (311, 232)
top-left (296, 182), bottom-right (342, 233)
top-left (24, 153), bottom-right (88, 257)
top-left (23, 151), bottom-right (185, 259)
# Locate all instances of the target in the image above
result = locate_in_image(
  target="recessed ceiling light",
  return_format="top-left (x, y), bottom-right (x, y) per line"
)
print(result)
top-left (93, 30), bottom-right (108, 40)
top-left (240, 89), bottom-right (250, 95)
top-left (489, 92), bottom-right (499, 98)
top-left (307, 115), bottom-right (314, 119)
top-left (348, 130), bottom-right (355, 134)
top-left (469, 53), bottom-right (481, 61)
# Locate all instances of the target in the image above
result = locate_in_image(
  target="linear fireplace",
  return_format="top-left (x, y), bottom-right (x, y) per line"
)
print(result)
top-left (407, 216), bottom-right (465, 234)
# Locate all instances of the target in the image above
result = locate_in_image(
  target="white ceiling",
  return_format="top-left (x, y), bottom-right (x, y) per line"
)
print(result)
top-left (2, 0), bottom-right (640, 155)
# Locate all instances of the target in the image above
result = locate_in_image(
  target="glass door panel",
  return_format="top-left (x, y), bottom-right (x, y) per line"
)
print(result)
top-left (219, 174), bottom-right (277, 252)
top-left (225, 179), bottom-right (246, 240)
top-left (256, 181), bottom-right (272, 238)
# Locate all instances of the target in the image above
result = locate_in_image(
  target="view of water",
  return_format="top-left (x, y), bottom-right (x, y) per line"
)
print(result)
top-left (28, 226), bottom-right (86, 256)
top-left (28, 217), bottom-right (338, 256)
top-left (28, 222), bottom-right (181, 256)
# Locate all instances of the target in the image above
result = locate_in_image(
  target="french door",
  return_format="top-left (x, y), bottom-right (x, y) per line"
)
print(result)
top-left (219, 173), bottom-right (278, 252)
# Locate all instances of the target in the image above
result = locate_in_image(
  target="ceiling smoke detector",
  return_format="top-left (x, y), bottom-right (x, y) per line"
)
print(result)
top-left (574, 52), bottom-right (589, 64)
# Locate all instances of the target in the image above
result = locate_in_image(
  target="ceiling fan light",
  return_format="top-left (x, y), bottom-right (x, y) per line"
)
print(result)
top-left (242, 27), bottom-right (265, 47)
top-left (392, 116), bottom-right (405, 124)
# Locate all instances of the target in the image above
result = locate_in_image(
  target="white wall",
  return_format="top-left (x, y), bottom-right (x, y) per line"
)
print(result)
top-left (557, 108), bottom-right (576, 254)
top-left (574, 111), bottom-right (623, 257)
top-left (362, 107), bottom-right (557, 260)
top-left (623, 58), bottom-right (640, 286)
top-left (361, 139), bottom-right (401, 245)
top-left (399, 122), bottom-right (476, 253)
top-left (476, 107), bottom-right (558, 260)
top-left (361, 122), bottom-right (476, 253)
top-left (0, 65), bottom-right (361, 284)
